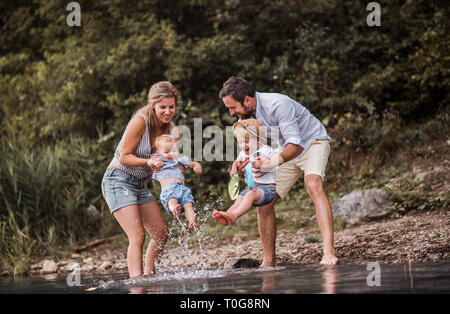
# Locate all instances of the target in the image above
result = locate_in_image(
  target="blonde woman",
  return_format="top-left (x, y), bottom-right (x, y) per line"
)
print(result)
top-left (101, 81), bottom-right (181, 278)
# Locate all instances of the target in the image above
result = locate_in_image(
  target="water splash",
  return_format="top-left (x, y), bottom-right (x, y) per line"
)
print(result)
top-left (93, 196), bottom-right (228, 291)
top-left (157, 196), bottom-right (225, 274)
top-left (92, 267), bottom-right (227, 292)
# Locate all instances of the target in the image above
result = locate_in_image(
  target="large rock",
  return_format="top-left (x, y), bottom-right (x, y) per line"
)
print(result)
top-left (332, 188), bottom-right (391, 225)
top-left (40, 259), bottom-right (58, 275)
top-left (224, 258), bottom-right (260, 269)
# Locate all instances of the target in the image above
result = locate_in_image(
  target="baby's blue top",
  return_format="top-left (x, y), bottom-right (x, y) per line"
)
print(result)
top-left (151, 154), bottom-right (190, 181)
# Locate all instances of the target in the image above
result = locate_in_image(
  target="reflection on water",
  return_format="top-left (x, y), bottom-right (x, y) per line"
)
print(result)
top-left (321, 267), bottom-right (338, 294)
top-left (1, 261), bottom-right (449, 294)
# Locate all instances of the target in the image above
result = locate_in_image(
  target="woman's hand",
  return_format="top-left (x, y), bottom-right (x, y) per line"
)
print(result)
top-left (147, 156), bottom-right (164, 172)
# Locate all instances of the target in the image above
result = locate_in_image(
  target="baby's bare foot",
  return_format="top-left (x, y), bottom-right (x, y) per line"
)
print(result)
top-left (169, 204), bottom-right (181, 217)
top-left (189, 220), bottom-right (198, 229)
top-left (212, 211), bottom-right (235, 226)
top-left (212, 211), bottom-right (228, 225)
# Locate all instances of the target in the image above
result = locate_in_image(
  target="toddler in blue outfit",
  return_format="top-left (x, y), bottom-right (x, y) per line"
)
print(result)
top-left (212, 119), bottom-right (281, 226)
top-left (153, 134), bottom-right (202, 228)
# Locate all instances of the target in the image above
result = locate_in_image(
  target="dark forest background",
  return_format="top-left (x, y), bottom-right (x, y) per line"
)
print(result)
top-left (0, 0), bottom-right (448, 273)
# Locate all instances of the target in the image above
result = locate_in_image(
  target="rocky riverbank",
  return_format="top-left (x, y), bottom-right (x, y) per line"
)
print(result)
top-left (27, 208), bottom-right (449, 277)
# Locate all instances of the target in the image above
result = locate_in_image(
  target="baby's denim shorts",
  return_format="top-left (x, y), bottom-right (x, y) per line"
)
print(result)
top-left (239, 185), bottom-right (277, 207)
top-left (160, 182), bottom-right (195, 214)
top-left (101, 168), bottom-right (155, 214)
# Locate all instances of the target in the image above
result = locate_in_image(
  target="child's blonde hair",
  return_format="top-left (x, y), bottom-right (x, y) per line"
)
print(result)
top-left (155, 134), bottom-right (176, 149)
top-left (232, 119), bottom-right (267, 144)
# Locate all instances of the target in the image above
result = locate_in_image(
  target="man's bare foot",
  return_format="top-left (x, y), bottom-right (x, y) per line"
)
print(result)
top-left (188, 220), bottom-right (198, 229)
top-left (212, 211), bottom-right (235, 226)
top-left (169, 203), bottom-right (181, 217)
top-left (320, 255), bottom-right (339, 265)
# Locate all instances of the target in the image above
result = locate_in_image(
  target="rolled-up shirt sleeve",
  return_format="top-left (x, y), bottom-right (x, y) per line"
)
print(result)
top-left (177, 155), bottom-right (191, 168)
top-left (273, 99), bottom-right (303, 148)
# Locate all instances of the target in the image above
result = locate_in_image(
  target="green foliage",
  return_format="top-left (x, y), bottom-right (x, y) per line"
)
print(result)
top-left (386, 177), bottom-right (450, 214)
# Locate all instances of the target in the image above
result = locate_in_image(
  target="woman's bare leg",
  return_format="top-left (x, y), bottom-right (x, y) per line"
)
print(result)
top-left (139, 201), bottom-right (169, 276)
top-left (113, 205), bottom-right (146, 278)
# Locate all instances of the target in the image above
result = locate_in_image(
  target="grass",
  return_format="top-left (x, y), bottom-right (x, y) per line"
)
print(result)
top-left (0, 138), bottom-right (121, 276)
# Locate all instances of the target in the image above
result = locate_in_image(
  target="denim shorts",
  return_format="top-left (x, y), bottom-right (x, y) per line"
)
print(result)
top-left (101, 168), bottom-right (155, 214)
top-left (160, 182), bottom-right (195, 214)
top-left (239, 185), bottom-right (277, 207)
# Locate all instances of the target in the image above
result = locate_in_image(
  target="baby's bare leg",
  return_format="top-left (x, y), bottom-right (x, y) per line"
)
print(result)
top-left (227, 189), bottom-right (262, 222)
top-left (183, 202), bottom-right (197, 228)
top-left (212, 197), bottom-right (243, 225)
top-left (212, 189), bottom-right (262, 226)
top-left (168, 198), bottom-right (181, 217)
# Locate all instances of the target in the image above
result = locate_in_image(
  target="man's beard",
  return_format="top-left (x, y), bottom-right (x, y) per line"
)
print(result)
top-left (239, 104), bottom-right (255, 119)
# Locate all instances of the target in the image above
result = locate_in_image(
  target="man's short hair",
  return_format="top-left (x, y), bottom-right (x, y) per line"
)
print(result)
top-left (219, 76), bottom-right (255, 104)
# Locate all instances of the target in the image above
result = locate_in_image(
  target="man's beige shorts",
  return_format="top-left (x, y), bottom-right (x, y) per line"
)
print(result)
top-left (276, 140), bottom-right (330, 199)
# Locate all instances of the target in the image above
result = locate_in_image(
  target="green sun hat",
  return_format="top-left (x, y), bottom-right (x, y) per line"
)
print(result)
top-left (228, 173), bottom-right (240, 200)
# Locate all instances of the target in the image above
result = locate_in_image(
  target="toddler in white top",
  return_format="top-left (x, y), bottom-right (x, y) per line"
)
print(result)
top-left (212, 119), bottom-right (281, 226)
top-left (236, 144), bottom-right (276, 187)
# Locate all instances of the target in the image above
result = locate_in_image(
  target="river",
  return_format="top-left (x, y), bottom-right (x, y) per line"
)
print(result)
top-left (1, 261), bottom-right (449, 294)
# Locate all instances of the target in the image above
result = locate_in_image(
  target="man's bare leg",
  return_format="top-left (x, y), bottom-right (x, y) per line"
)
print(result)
top-left (304, 174), bottom-right (338, 265)
top-left (257, 198), bottom-right (277, 267)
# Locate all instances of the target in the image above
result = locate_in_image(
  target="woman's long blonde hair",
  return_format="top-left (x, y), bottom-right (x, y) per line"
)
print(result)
top-left (135, 81), bottom-right (181, 152)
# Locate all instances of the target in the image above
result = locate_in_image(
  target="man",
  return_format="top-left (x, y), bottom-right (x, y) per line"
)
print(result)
top-left (219, 76), bottom-right (338, 265)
